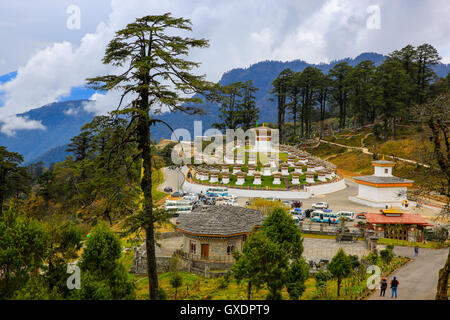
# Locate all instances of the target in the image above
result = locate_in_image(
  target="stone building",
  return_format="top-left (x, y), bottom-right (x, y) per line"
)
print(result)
top-left (176, 206), bottom-right (265, 262)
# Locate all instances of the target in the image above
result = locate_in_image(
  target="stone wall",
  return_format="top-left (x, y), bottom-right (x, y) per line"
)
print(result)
top-left (130, 241), bottom-right (234, 278)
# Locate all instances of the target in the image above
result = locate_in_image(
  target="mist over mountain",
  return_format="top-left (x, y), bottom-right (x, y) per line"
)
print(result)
top-left (0, 100), bottom-right (92, 162)
top-left (1, 52), bottom-right (449, 164)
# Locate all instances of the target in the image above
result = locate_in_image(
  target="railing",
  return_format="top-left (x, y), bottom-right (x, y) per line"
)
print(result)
top-left (302, 247), bottom-right (369, 261)
top-left (177, 250), bottom-right (235, 263)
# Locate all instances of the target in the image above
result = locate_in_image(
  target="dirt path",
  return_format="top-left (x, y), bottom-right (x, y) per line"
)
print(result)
top-left (368, 246), bottom-right (449, 300)
top-left (319, 139), bottom-right (430, 168)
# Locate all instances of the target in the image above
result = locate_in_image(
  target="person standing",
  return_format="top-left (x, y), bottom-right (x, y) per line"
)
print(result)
top-left (414, 246), bottom-right (419, 257)
top-left (390, 276), bottom-right (399, 298)
top-left (380, 278), bottom-right (388, 297)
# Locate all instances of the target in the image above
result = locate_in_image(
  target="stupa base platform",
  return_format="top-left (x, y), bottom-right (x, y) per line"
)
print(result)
top-left (348, 196), bottom-right (415, 210)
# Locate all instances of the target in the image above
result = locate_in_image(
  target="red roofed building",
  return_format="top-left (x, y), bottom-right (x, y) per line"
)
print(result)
top-left (364, 209), bottom-right (432, 242)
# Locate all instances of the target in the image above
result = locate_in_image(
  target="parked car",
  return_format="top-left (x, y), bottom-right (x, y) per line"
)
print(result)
top-left (171, 191), bottom-right (184, 198)
top-left (356, 213), bottom-right (367, 220)
top-left (312, 202), bottom-right (329, 209)
top-left (206, 192), bottom-right (220, 199)
top-left (290, 200), bottom-right (303, 208)
top-left (337, 211), bottom-right (355, 221)
top-left (292, 215), bottom-right (301, 225)
top-left (282, 200), bottom-right (291, 206)
top-left (225, 199), bottom-right (238, 206)
top-left (163, 187), bottom-right (173, 193)
top-left (223, 194), bottom-right (237, 201)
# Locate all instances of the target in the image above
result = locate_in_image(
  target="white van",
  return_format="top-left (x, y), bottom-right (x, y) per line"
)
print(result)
top-left (183, 194), bottom-right (199, 203)
top-left (337, 211), bottom-right (355, 221)
top-left (225, 199), bottom-right (238, 206)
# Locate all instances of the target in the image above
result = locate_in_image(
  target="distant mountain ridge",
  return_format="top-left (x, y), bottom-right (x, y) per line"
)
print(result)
top-left (0, 100), bottom-right (92, 162)
top-left (1, 52), bottom-right (449, 164)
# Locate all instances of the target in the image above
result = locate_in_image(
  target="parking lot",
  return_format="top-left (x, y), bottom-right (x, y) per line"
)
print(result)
top-left (160, 167), bottom-right (440, 225)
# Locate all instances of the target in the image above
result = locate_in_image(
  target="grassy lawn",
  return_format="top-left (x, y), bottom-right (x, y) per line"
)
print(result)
top-left (327, 150), bottom-right (373, 175)
top-left (153, 168), bottom-right (168, 203)
top-left (308, 143), bottom-right (348, 159)
top-left (134, 272), bottom-right (291, 300)
top-left (322, 127), bottom-right (372, 148)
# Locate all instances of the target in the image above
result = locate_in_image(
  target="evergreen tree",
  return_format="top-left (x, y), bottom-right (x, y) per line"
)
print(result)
top-left (0, 146), bottom-right (25, 213)
top-left (237, 81), bottom-right (259, 131)
top-left (286, 72), bottom-right (302, 136)
top-left (415, 44), bottom-right (441, 104)
top-left (212, 82), bottom-right (245, 130)
top-left (298, 67), bottom-right (322, 138)
top-left (327, 248), bottom-right (352, 297)
top-left (375, 58), bottom-right (411, 140)
top-left (75, 223), bottom-right (135, 300)
top-left (231, 229), bottom-right (287, 300)
top-left (0, 202), bottom-right (48, 298)
top-left (329, 62), bottom-right (353, 129)
top-left (348, 60), bottom-right (377, 126)
top-left (316, 72), bottom-right (331, 138)
top-left (270, 69), bottom-right (294, 144)
top-left (87, 13), bottom-right (212, 299)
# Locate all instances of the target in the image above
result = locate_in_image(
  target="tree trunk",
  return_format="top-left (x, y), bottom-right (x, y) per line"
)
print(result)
top-left (138, 110), bottom-right (160, 300)
top-left (392, 117), bottom-right (397, 140)
top-left (337, 278), bottom-right (341, 297)
top-left (436, 249), bottom-right (449, 300)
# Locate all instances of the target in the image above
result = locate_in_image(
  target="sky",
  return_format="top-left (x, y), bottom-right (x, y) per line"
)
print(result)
top-left (0, 0), bottom-right (449, 135)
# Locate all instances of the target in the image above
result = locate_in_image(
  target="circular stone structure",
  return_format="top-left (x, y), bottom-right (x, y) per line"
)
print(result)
top-left (176, 206), bottom-right (265, 261)
top-left (183, 126), bottom-right (346, 198)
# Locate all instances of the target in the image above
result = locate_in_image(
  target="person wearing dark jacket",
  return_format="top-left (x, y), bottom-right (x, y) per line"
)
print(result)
top-left (380, 278), bottom-right (388, 296)
top-left (390, 277), bottom-right (399, 298)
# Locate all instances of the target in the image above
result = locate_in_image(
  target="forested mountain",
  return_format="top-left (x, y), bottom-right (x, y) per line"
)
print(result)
top-left (1, 52), bottom-right (449, 164)
top-left (0, 100), bottom-right (92, 162)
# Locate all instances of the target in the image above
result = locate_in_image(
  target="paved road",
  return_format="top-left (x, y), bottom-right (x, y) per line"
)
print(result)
top-left (369, 247), bottom-right (449, 300)
top-left (158, 167), bottom-right (185, 193)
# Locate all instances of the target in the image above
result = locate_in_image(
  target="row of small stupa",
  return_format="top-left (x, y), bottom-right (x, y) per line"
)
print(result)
top-left (194, 147), bottom-right (336, 186)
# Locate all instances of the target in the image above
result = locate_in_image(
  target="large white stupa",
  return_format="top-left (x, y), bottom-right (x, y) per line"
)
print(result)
top-left (349, 159), bottom-right (414, 208)
top-left (248, 125), bottom-right (279, 153)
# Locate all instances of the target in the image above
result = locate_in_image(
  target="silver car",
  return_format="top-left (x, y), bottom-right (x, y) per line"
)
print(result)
top-left (312, 202), bottom-right (329, 209)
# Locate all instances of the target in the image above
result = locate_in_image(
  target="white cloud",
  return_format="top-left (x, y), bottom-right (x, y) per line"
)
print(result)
top-left (0, 115), bottom-right (45, 136)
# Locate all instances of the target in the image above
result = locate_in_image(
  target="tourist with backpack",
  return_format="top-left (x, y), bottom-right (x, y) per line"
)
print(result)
top-left (390, 276), bottom-right (399, 298)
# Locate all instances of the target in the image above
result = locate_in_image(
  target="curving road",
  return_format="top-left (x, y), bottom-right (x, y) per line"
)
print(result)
top-left (369, 246), bottom-right (449, 300)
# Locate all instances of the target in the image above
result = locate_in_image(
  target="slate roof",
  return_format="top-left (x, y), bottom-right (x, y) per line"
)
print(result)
top-left (176, 205), bottom-right (265, 237)
top-left (372, 160), bottom-right (395, 165)
top-left (353, 175), bottom-right (414, 184)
